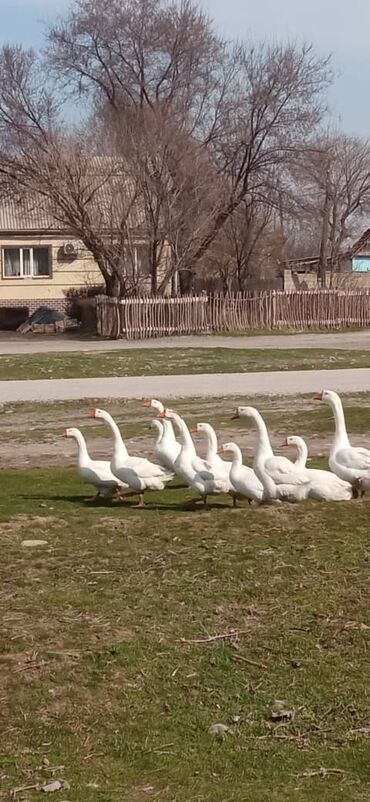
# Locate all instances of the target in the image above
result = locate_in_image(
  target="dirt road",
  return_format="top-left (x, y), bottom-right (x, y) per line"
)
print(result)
top-left (1, 367), bottom-right (370, 402)
top-left (1, 330), bottom-right (370, 354)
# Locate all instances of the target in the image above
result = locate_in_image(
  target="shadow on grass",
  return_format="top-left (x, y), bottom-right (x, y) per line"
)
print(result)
top-left (19, 492), bottom-right (236, 512)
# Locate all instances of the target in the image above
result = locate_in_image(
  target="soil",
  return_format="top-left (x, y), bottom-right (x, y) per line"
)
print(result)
top-left (0, 394), bottom-right (367, 469)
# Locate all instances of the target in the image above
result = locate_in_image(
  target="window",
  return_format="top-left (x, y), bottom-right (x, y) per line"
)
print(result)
top-left (3, 247), bottom-right (51, 278)
top-left (134, 244), bottom-right (151, 277)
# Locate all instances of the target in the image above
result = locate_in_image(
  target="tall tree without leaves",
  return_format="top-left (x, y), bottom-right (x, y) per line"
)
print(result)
top-left (0, 0), bottom-right (331, 296)
top-left (290, 133), bottom-right (370, 284)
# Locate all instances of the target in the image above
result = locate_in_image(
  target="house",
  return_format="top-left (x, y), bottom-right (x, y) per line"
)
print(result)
top-left (283, 229), bottom-right (370, 290)
top-left (0, 197), bottom-right (103, 318)
top-left (0, 163), bottom-right (159, 322)
top-left (349, 228), bottom-right (370, 272)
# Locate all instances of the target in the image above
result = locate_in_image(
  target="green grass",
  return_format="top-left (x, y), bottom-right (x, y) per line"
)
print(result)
top-left (3, 346), bottom-right (370, 380)
top-left (1, 467), bottom-right (370, 801)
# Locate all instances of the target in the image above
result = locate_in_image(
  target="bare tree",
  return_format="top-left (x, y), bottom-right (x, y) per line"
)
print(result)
top-left (291, 133), bottom-right (370, 284)
top-left (47, 0), bottom-right (331, 292)
top-left (0, 0), bottom-right (331, 298)
top-left (0, 46), bottom-right (150, 296)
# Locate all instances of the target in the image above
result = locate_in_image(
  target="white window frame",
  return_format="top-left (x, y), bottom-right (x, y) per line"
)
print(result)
top-left (2, 246), bottom-right (51, 279)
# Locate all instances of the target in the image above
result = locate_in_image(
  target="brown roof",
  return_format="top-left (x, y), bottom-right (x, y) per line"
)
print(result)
top-left (0, 197), bottom-right (59, 233)
top-left (347, 229), bottom-right (370, 257)
top-left (0, 157), bottom-right (145, 233)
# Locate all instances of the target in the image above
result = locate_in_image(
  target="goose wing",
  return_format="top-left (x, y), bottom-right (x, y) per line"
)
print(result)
top-left (126, 456), bottom-right (174, 479)
top-left (265, 456), bottom-right (309, 486)
top-left (336, 446), bottom-right (370, 471)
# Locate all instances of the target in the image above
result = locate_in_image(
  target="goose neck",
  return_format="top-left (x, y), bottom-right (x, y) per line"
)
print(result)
top-left (203, 425), bottom-right (218, 460)
top-left (292, 437), bottom-right (308, 469)
top-left (170, 413), bottom-right (195, 453)
top-left (329, 395), bottom-right (350, 448)
top-left (73, 430), bottom-right (89, 464)
top-left (101, 412), bottom-right (128, 460)
top-left (250, 410), bottom-right (273, 460)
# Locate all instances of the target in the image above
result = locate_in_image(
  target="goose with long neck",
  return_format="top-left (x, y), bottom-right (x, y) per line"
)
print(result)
top-left (315, 390), bottom-right (370, 490)
top-left (191, 421), bottom-right (235, 496)
top-left (219, 442), bottom-right (263, 504)
top-left (159, 409), bottom-right (208, 472)
top-left (232, 406), bottom-right (310, 502)
top-left (63, 427), bottom-right (126, 501)
top-left (282, 434), bottom-right (355, 501)
top-left (90, 409), bottom-right (174, 507)
top-left (159, 409), bottom-right (231, 507)
top-left (143, 399), bottom-right (180, 470)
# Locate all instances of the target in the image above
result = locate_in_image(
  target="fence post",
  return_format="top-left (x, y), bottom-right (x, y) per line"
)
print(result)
top-left (271, 290), bottom-right (276, 329)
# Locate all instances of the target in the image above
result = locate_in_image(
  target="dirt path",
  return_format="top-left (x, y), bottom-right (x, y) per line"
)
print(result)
top-left (0, 391), bottom-right (368, 470)
top-left (1, 367), bottom-right (370, 402)
top-left (1, 329), bottom-right (370, 353)
top-left (0, 426), bottom-right (344, 470)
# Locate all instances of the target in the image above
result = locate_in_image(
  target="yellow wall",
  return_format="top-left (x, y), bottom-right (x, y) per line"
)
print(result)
top-left (0, 235), bottom-right (103, 300)
top-left (0, 234), bottom-right (172, 300)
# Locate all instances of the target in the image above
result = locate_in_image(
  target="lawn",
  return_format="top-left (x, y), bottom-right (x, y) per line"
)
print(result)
top-left (2, 346), bottom-right (370, 380)
top-left (1, 466), bottom-right (370, 801)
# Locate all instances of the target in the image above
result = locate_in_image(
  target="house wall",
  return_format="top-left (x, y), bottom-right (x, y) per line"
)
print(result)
top-left (352, 256), bottom-right (370, 272)
top-left (0, 235), bottom-right (103, 312)
top-left (284, 267), bottom-right (370, 291)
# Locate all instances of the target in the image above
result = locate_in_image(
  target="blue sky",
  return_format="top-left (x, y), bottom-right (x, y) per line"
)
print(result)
top-left (0, 0), bottom-right (369, 136)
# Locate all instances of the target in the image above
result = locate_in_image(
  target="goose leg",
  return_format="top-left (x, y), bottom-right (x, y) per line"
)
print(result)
top-left (132, 493), bottom-right (145, 508)
top-left (85, 491), bottom-right (100, 503)
top-left (233, 495), bottom-right (238, 508)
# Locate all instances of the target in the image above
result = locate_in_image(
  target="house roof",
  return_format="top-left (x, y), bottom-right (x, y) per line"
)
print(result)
top-left (286, 229), bottom-right (370, 272)
top-left (0, 157), bottom-right (146, 234)
top-left (347, 229), bottom-right (370, 257)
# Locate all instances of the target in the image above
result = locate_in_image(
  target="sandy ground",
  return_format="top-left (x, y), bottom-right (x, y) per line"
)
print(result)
top-left (1, 367), bottom-right (370, 402)
top-left (1, 329), bottom-right (370, 353)
top-left (0, 397), bottom-right (365, 470)
top-left (0, 429), bottom-right (339, 470)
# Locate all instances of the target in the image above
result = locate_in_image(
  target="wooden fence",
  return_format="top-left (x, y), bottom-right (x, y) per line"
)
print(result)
top-left (95, 290), bottom-right (370, 339)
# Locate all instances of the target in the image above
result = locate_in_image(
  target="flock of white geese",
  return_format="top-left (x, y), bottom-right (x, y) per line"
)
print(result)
top-left (63, 389), bottom-right (370, 508)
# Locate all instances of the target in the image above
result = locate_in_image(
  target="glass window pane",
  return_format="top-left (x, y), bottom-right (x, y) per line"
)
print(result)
top-left (4, 249), bottom-right (21, 277)
top-left (23, 249), bottom-right (31, 276)
top-left (33, 248), bottom-right (50, 276)
top-left (135, 245), bottom-right (150, 277)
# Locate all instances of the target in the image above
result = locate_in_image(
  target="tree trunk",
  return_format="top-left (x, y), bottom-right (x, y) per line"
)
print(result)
top-left (105, 272), bottom-right (122, 298)
top-left (150, 241), bottom-right (158, 296)
top-left (179, 267), bottom-right (195, 294)
top-left (318, 168), bottom-right (330, 287)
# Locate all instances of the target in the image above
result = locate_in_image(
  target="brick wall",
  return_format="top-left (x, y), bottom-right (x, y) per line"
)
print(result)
top-left (0, 298), bottom-right (69, 315)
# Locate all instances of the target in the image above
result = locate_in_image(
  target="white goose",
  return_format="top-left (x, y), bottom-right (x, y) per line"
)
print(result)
top-left (143, 399), bottom-right (180, 470)
top-left (63, 427), bottom-right (126, 501)
top-left (160, 409), bottom-right (231, 507)
top-left (315, 390), bottom-right (369, 492)
top-left (158, 408), bottom-right (212, 474)
top-left (219, 442), bottom-right (264, 504)
top-left (192, 422), bottom-right (233, 486)
top-left (232, 406), bottom-right (310, 502)
top-left (282, 435), bottom-right (355, 501)
top-left (90, 409), bottom-right (174, 507)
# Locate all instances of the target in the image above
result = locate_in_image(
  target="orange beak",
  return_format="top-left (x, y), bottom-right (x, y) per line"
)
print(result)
top-left (314, 392), bottom-right (323, 401)
top-left (61, 430), bottom-right (68, 438)
top-left (88, 410), bottom-right (96, 418)
top-left (280, 438), bottom-right (288, 447)
top-left (190, 427), bottom-right (198, 434)
top-left (218, 446), bottom-right (225, 454)
top-left (231, 409), bottom-right (240, 420)
top-left (143, 400), bottom-right (152, 408)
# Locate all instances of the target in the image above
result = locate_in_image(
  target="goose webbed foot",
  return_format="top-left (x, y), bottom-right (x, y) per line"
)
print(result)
top-left (85, 491), bottom-right (100, 503)
top-left (132, 493), bottom-right (145, 509)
